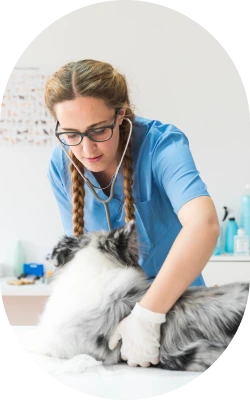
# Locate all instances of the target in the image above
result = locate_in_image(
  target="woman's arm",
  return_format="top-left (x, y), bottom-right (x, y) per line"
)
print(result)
top-left (139, 196), bottom-right (220, 313)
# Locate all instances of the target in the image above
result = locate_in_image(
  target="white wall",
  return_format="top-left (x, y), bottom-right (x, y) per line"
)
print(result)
top-left (1, 1), bottom-right (250, 275)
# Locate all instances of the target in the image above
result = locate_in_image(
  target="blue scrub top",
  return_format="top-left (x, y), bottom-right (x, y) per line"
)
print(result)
top-left (47, 116), bottom-right (210, 286)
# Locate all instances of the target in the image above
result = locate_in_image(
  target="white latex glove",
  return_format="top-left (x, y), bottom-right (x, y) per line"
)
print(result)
top-left (108, 302), bottom-right (166, 367)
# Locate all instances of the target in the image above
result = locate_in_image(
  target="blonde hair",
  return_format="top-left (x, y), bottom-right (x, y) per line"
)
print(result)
top-left (45, 59), bottom-right (136, 236)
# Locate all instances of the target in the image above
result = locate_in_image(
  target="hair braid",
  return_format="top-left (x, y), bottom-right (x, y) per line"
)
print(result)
top-left (69, 150), bottom-right (85, 236)
top-left (121, 120), bottom-right (135, 223)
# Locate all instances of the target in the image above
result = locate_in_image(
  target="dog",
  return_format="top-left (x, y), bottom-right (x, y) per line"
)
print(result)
top-left (36, 220), bottom-right (249, 371)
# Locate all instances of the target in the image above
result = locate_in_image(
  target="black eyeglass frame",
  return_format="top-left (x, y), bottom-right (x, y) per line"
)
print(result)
top-left (55, 108), bottom-right (120, 145)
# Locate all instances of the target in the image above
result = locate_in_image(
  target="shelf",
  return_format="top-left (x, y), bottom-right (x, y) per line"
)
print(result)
top-left (210, 254), bottom-right (250, 262)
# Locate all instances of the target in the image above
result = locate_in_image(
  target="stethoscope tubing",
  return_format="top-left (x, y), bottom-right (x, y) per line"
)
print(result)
top-left (56, 117), bottom-right (133, 232)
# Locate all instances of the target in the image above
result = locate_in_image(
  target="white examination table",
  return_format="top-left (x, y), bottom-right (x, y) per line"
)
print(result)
top-left (12, 326), bottom-right (202, 399)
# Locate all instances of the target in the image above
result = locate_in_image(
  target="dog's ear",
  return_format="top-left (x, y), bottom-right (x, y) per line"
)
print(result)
top-left (112, 219), bottom-right (137, 245)
top-left (104, 219), bottom-right (139, 266)
top-left (50, 236), bottom-right (81, 267)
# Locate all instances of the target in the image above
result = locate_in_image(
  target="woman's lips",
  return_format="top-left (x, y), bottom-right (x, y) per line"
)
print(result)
top-left (85, 155), bottom-right (103, 163)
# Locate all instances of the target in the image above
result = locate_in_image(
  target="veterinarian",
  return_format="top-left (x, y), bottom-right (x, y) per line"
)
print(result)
top-left (45, 59), bottom-right (220, 368)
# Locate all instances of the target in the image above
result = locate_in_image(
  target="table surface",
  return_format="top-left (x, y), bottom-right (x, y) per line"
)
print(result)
top-left (12, 326), bottom-right (201, 399)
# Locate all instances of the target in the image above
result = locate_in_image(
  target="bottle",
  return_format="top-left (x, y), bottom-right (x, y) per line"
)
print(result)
top-left (234, 228), bottom-right (250, 256)
top-left (213, 206), bottom-right (229, 255)
top-left (42, 253), bottom-right (51, 284)
top-left (240, 184), bottom-right (250, 247)
top-left (0, 262), bottom-right (5, 277)
top-left (225, 217), bottom-right (239, 253)
top-left (12, 240), bottom-right (26, 277)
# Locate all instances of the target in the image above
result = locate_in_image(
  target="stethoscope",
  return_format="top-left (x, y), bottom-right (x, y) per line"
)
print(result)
top-left (56, 118), bottom-right (133, 232)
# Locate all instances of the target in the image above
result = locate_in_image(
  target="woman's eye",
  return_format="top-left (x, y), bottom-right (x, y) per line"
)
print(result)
top-left (93, 128), bottom-right (105, 134)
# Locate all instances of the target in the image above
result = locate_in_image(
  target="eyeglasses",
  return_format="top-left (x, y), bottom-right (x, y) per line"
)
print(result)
top-left (55, 109), bottom-right (120, 146)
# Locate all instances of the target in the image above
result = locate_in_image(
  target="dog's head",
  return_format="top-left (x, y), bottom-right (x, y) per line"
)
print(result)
top-left (50, 220), bottom-right (139, 269)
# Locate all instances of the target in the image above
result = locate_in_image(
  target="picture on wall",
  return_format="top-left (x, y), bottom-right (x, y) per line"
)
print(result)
top-left (0, 67), bottom-right (56, 145)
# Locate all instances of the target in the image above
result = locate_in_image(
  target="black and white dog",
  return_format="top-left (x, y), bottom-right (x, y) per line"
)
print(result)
top-left (36, 221), bottom-right (249, 371)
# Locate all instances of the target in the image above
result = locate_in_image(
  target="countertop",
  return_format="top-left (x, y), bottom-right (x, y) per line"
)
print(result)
top-left (210, 253), bottom-right (250, 261)
top-left (1, 277), bottom-right (52, 296)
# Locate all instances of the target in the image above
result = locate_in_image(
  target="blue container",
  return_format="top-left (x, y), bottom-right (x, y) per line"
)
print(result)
top-left (23, 263), bottom-right (44, 277)
top-left (225, 218), bottom-right (239, 253)
top-left (241, 184), bottom-right (250, 242)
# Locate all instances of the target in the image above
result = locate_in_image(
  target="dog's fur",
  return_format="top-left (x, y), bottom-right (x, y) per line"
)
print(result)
top-left (36, 220), bottom-right (249, 371)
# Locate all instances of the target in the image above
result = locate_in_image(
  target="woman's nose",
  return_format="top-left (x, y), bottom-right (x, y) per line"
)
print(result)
top-left (81, 136), bottom-right (97, 155)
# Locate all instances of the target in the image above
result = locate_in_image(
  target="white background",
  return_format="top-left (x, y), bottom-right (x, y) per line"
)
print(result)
top-left (1, 0), bottom-right (250, 277)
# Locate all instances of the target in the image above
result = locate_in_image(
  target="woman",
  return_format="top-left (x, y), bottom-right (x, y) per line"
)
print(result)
top-left (45, 59), bottom-right (220, 368)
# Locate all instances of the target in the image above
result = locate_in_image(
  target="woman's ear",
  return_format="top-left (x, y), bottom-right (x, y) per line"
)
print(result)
top-left (118, 106), bottom-right (127, 125)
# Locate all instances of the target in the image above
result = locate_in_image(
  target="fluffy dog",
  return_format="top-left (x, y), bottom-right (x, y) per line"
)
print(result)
top-left (36, 220), bottom-right (249, 371)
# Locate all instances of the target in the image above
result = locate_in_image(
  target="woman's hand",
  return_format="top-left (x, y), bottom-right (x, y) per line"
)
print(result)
top-left (108, 302), bottom-right (166, 367)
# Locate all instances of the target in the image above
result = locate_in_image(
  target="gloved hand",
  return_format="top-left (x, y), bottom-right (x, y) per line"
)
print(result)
top-left (108, 302), bottom-right (166, 367)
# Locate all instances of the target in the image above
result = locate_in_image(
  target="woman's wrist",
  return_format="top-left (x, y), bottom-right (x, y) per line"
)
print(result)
top-left (133, 302), bottom-right (166, 323)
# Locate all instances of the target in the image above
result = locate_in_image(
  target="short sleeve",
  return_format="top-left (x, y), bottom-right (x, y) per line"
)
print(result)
top-left (47, 148), bottom-right (74, 236)
top-left (152, 127), bottom-right (210, 214)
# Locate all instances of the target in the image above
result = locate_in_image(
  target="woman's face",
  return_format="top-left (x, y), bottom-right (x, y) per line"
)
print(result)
top-left (54, 97), bottom-right (126, 176)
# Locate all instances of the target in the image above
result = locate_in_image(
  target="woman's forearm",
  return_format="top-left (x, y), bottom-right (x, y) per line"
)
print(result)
top-left (139, 223), bottom-right (219, 314)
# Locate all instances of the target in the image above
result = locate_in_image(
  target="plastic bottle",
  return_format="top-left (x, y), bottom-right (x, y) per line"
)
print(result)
top-left (213, 206), bottom-right (228, 255)
top-left (225, 217), bottom-right (239, 253)
top-left (0, 262), bottom-right (5, 277)
top-left (13, 240), bottom-right (26, 277)
top-left (240, 184), bottom-right (250, 246)
top-left (234, 228), bottom-right (250, 256)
